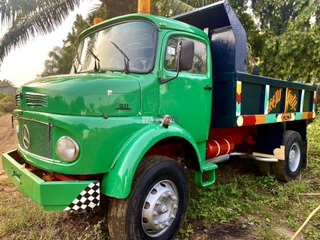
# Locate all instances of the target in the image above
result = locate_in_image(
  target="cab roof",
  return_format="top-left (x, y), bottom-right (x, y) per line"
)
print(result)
top-left (79, 13), bottom-right (209, 41)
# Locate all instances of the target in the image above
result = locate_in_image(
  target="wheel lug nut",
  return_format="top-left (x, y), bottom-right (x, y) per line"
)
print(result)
top-left (171, 196), bottom-right (177, 201)
top-left (154, 220), bottom-right (159, 225)
top-left (153, 211), bottom-right (158, 216)
top-left (170, 214), bottom-right (175, 219)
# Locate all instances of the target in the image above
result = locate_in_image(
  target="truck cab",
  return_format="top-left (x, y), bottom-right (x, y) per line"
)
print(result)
top-left (2, 1), bottom-right (316, 239)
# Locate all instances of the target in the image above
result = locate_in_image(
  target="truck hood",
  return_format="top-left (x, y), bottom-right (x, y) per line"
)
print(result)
top-left (19, 73), bottom-right (141, 117)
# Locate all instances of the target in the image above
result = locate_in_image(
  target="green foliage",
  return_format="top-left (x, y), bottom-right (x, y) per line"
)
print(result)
top-left (99, 0), bottom-right (137, 19)
top-left (42, 14), bottom-right (90, 76)
top-left (259, 24), bottom-right (320, 83)
top-left (169, 0), bottom-right (320, 83)
top-left (0, 79), bottom-right (14, 87)
top-left (0, 93), bottom-right (14, 115)
top-left (0, 0), bottom-right (81, 64)
top-left (249, 0), bottom-right (320, 83)
top-left (308, 110), bottom-right (320, 155)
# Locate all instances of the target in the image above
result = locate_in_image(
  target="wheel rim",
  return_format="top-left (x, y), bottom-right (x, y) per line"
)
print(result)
top-left (288, 142), bottom-right (301, 172)
top-left (141, 180), bottom-right (179, 237)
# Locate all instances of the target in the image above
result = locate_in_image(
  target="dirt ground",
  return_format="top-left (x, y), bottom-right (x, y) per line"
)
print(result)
top-left (0, 114), bottom-right (18, 172)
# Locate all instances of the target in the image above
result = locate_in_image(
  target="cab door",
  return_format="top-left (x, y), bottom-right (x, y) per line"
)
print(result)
top-left (159, 33), bottom-right (212, 143)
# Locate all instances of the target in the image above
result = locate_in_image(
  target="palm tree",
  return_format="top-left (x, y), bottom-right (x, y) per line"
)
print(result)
top-left (0, 0), bottom-right (80, 65)
top-left (41, 14), bottom-right (89, 76)
top-left (0, 0), bottom-right (147, 66)
top-left (0, 0), bottom-right (235, 71)
top-left (0, 79), bottom-right (14, 87)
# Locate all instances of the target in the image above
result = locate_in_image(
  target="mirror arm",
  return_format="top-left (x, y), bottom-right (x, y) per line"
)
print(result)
top-left (160, 43), bottom-right (181, 84)
top-left (160, 71), bottom-right (179, 84)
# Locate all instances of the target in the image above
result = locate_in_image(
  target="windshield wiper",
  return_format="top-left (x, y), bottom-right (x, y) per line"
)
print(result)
top-left (111, 41), bottom-right (130, 73)
top-left (88, 49), bottom-right (100, 72)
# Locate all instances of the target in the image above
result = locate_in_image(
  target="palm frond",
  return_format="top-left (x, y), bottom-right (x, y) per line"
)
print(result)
top-left (0, 0), bottom-right (80, 63)
top-left (170, 0), bottom-right (218, 16)
top-left (170, 0), bottom-right (194, 16)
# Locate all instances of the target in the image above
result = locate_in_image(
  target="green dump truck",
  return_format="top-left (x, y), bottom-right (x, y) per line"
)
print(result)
top-left (2, 0), bottom-right (317, 239)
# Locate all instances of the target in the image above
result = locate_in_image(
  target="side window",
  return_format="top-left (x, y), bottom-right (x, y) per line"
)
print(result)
top-left (165, 36), bottom-right (207, 74)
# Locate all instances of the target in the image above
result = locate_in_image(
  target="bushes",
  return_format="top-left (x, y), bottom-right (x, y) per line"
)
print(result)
top-left (0, 93), bottom-right (15, 115)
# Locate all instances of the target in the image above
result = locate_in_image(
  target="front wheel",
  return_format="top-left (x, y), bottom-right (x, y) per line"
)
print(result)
top-left (272, 131), bottom-right (304, 182)
top-left (108, 155), bottom-right (189, 240)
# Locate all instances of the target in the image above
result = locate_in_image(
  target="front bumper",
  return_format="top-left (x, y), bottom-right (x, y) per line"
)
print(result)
top-left (2, 150), bottom-right (100, 211)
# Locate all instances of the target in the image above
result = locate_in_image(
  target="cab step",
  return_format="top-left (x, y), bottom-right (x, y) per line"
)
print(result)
top-left (195, 161), bottom-right (218, 187)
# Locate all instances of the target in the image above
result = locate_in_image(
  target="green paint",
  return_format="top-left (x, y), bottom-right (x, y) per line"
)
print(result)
top-left (2, 14), bottom-right (213, 209)
top-left (266, 114), bottom-right (277, 123)
top-left (2, 151), bottom-right (95, 211)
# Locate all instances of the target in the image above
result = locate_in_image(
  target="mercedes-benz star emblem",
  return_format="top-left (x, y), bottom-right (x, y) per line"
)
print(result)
top-left (22, 125), bottom-right (31, 149)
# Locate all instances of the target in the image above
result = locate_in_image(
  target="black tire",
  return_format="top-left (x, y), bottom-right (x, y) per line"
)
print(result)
top-left (272, 131), bottom-right (304, 182)
top-left (258, 162), bottom-right (273, 176)
top-left (108, 155), bottom-right (189, 240)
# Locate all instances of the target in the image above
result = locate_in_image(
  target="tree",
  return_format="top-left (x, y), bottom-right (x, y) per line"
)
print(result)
top-left (169, 0), bottom-right (320, 83)
top-left (0, 0), bottom-right (81, 65)
top-left (42, 14), bottom-right (89, 76)
top-left (41, 1), bottom-right (141, 76)
top-left (39, 0), bottom-right (320, 84)
top-left (1, 0), bottom-right (150, 67)
top-left (0, 92), bottom-right (15, 114)
top-left (0, 79), bottom-right (14, 87)
top-left (42, 46), bottom-right (63, 76)
top-left (250, 0), bottom-right (320, 83)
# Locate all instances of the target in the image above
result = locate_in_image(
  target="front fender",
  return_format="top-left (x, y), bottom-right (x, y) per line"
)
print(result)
top-left (101, 123), bottom-right (200, 198)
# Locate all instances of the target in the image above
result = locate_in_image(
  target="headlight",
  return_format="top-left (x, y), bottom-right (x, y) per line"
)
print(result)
top-left (56, 137), bottom-right (79, 162)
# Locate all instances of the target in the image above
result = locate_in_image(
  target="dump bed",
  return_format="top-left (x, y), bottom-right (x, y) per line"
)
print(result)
top-left (174, 0), bottom-right (316, 128)
top-left (211, 72), bottom-right (316, 127)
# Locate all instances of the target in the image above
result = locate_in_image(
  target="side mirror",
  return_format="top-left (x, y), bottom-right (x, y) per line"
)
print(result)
top-left (160, 40), bottom-right (195, 84)
top-left (179, 40), bottom-right (194, 71)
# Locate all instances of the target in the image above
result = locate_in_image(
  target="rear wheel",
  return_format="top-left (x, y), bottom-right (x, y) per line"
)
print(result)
top-left (272, 131), bottom-right (304, 182)
top-left (108, 155), bottom-right (189, 240)
top-left (258, 162), bottom-right (273, 176)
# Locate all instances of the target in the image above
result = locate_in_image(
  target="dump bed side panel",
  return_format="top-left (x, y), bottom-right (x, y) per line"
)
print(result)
top-left (211, 72), bottom-right (316, 128)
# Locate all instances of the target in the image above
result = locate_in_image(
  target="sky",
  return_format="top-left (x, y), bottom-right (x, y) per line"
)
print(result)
top-left (0, 1), bottom-right (100, 87)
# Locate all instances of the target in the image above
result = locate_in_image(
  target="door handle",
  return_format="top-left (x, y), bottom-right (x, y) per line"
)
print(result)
top-left (204, 86), bottom-right (213, 91)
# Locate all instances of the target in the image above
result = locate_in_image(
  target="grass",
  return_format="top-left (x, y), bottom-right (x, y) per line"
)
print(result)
top-left (179, 154), bottom-right (320, 239)
top-left (1, 114), bottom-right (320, 239)
top-left (0, 93), bottom-right (15, 115)
top-left (0, 176), bottom-right (109, 239)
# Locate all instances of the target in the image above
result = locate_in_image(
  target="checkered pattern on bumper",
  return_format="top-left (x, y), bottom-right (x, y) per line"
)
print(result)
top-left (65, 181), bottom-right (100, 211)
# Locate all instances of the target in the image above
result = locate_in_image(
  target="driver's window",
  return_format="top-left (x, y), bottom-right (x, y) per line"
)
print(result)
top-left (165, 36), bottom-right (207, 74)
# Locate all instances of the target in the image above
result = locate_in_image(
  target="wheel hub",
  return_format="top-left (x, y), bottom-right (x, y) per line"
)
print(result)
top-left (141, 180), bottom-right (179, 237)
top-left (288, 142), bottom-right (301, 172)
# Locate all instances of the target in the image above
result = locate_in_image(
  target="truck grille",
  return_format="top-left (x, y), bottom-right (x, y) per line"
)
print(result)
top-left (15, 93), bottom-right (21, 106)
top-left (20, 119), bottom-right (53, 159)
top-left (26, 92), bottom-right (48, 107)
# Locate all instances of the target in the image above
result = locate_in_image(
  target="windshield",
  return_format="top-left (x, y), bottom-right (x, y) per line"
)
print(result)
top-left (74, 21), bottom-right (157, 73)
